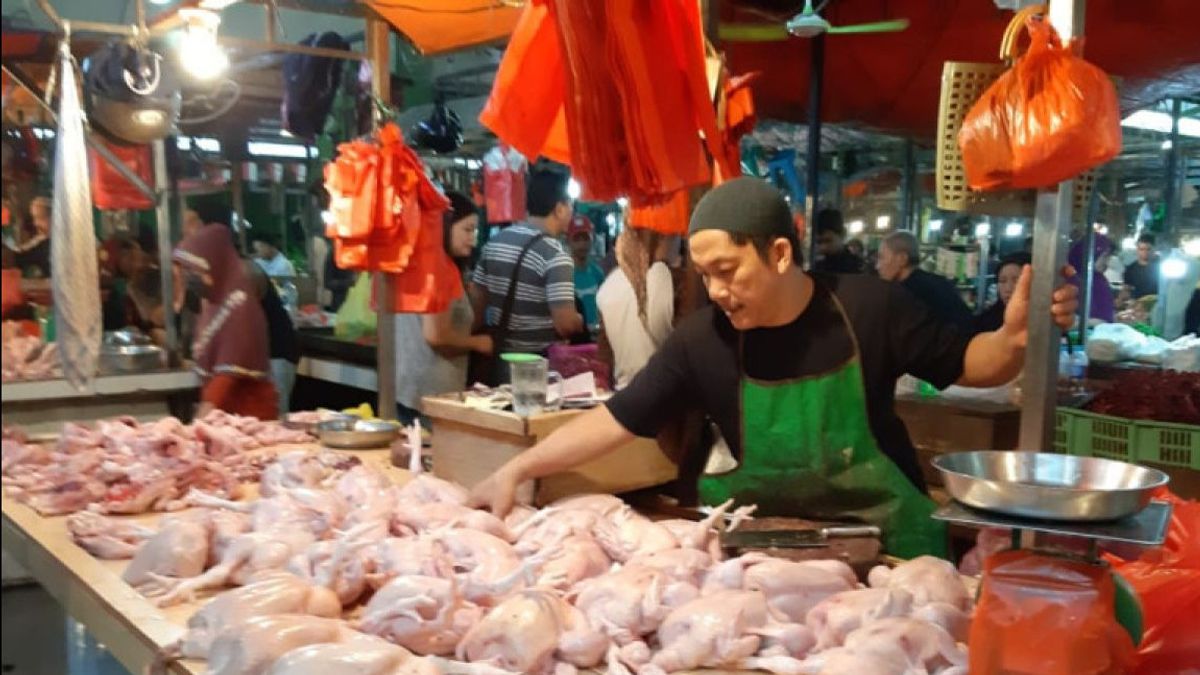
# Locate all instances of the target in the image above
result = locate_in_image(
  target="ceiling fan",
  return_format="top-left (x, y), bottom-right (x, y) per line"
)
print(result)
top-left (719, 0), bottom-right (910, 41)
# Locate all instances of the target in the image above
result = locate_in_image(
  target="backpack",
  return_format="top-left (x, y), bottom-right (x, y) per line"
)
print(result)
top-left (281, 32), bottom-right (349, 141)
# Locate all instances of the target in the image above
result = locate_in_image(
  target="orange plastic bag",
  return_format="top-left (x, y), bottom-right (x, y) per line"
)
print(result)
top-left (1106, 490), bottom-right (1200, 674)
top-left (960, 16), bottom-right (1121, 191)
top-left (970, 549), bottom-right (1137, 675)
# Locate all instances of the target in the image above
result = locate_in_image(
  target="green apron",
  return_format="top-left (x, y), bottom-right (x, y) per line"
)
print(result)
top-left (698, 293), bottom-right (946, 559)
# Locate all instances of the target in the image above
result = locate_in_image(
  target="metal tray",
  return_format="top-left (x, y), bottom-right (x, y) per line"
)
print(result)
top-left (932, 500), bottom-right (1172, 546)
top-left (932, 451), bottom-right (1169, 522)
top-left (316, 418), bottom-right (401, 449)
top-left (99, 344), bottom-right (164, 373)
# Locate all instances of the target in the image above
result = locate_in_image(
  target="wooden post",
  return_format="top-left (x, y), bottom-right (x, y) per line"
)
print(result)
top-left (367, 20), bottom-right (397, 419)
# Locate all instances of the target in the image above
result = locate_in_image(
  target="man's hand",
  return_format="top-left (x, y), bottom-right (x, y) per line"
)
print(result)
top-left (1001, 264), bottom-right (1079, 348)
top-left (467, 464), bottom-right (522, 517)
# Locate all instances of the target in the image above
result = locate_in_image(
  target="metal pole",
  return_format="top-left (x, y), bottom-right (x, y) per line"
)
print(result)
top-left (231, 167), bottom-right (247, 254)
top-left (1163, 98), bottom-right (1183, 234)
top-left (1080, 223), bottom-right (1096, 333)
top-left (367, 19), bottom-right (396, 419)
top-left (975, 231), bottom-right (990, 316)
top-left (1018, 0), bottom-right (1084, 452)
top-left (805, 33), bottom-right (826, 267)
top-left (900, 139), bottom-right (916, 231)
top-left (152, 139), bottom-right (179, 363)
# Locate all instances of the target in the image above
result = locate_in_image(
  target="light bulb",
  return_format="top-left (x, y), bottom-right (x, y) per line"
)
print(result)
top-left (875, 215), bottom-right (890, 231)
top-left (567, 179), bottom-right (582, 200)
top-left (975, 222), bottom-right (991, 237)
top-left (605, 213), bottom-right (617, 227)
top-left (928, 219), bottom-right (943, 232)
top-left (848, 220), bottom-right (864, 234)
top-left (1005, 222), bottom-right (1023, 238)
top-left (616, 197), bottom-right (629, 208)
top-left (1162, 257), bottom-right (1187, 280)
top-left (1121, 237), bottom-right (1137, 251)
top-left (1182, 238), bottom-right (1200, 257)
top-left (179, 9), bottom-right (228, 82)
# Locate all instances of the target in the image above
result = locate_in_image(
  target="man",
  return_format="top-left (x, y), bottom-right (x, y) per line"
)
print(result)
top-left (1123, 234), bottom-right (1160, 300)
top-left (252, 234), bottom-right (296, 279)
top-left (567, 214), bottom-right (607, 333)
top-left (469, 178), bottom-right (1078, 558)
top-left (812, 208), bottom-right (864, 274)
top-left (877, 231), bottom-right (973, 329)
top-left (469, 167), bottom-right (583, 359)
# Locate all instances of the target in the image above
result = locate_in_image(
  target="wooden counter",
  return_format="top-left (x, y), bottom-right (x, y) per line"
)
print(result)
top-left (1, 370), bottom-right (200, 435)
top-left (423, 394), bottom-right (679, 505)
top-left (1, 444), bottom-right (750, 675)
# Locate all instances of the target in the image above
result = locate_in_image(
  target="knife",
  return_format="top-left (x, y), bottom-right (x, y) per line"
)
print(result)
top-left (720, 525), bottom-right (881, 549)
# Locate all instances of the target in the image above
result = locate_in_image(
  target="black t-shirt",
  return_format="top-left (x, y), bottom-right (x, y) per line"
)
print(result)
top-left (605, 273), bottom-right (972, 492)
top-left (901, 269), bottom-right (973, 330)
top-left (971, 301), bottom-right (1005, 336)
top-left (814, 250), bottom-right (865, 274)
top-left (262, 283), bottom-right (300, 364)
top-left (1124, 261), bottom-right (1159, 299)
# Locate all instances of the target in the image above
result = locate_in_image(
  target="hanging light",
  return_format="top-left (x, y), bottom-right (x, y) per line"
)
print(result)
top-left (975, 222), bottom-right (991, 237)
top-left (875, 215), bottom-right (890, 231)
top-left (1162, 257), bottom-right (1187, 280)
top-left (567, 178), bottom-right (582, 200)
top-left (179, 8), bottom-right (228, 82)
top-left (1121, 236), bottom-right (1137, 251)
top-left (848, 219), bottom-right (865, 234)
top-left (1182, 237), bottom-right (1200, 258)
top-left (928, 219), bottom-right (943, 232)
top-left (1005, 222), bottom-right (1024, 238)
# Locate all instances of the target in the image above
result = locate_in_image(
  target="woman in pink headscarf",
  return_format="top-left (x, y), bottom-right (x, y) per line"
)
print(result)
top-left (174, 222), bottom-right (278, 419)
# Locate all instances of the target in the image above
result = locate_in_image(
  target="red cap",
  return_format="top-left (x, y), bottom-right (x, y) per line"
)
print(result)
top-left (567, 214), bottom-right (594, 238)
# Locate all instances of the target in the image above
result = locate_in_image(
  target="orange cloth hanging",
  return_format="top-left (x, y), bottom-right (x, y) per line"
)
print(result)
top-left (628, 190), bottom-right (690, 236)
top-left (385, 179), bottom-right (463, 314)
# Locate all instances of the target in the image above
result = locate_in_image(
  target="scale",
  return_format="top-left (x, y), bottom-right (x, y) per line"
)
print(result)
top-left (931, 451), bottom-right (1173, 673)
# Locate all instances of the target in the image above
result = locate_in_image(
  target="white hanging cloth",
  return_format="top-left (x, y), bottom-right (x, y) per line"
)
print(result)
top-left (51, 36), bottom-right (101, 390)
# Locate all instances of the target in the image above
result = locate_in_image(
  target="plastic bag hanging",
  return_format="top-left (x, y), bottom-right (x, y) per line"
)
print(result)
top-left (51, 37), bottom-right (102, 390)
top-left (959, 16), bottom-right (1121, 191)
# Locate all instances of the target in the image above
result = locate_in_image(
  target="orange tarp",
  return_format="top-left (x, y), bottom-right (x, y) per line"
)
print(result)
top-left (364, 0), bottom-right (520, 56)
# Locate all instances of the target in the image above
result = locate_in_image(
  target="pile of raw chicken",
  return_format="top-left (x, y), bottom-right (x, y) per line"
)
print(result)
top-left (1, 320), bottom-right (60, 382)
top-left (1, 411), bottom-right (312, 516)
top-left (64, 425), bottom-right (972, 675)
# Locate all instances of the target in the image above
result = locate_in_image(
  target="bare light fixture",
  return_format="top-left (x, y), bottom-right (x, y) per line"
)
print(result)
top-left (179, 8), bottom-right (228, 82)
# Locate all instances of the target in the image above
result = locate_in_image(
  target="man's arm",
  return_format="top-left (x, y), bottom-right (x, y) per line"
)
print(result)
top-left (551, 304), bottom-right (584, 337)
top-left (422, 311), bottom-right (491, 357)
top-left (545, 248), bottom-right (584, 337)
top-left (470, 406), bottom-right (634, 515)
top-left (467, 281), bottom-right (488, 333)
top-left (957, 265), bottom-right (1078, 387)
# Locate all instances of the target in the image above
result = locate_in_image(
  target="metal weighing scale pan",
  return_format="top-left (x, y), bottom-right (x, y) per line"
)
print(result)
top-left (933, 451), bottom-right (1169, 521)
top-left (933, 500), bottom-right (1172, 547)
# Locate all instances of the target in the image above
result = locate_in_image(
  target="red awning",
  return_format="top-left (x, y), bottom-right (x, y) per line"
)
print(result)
top-left (724, 0), bottom-right (1200, 139)
top-left (364, 0), bottom-right (520, 55)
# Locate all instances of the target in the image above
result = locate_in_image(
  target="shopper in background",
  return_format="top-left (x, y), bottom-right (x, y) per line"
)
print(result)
top-left (1124, 233), bottom-right (1160, 300)
top-left (174, 214), bottom-right (277, 420)
top-left (846, 238), bottom-right (865, 260)
top-left (596, 226), bottom-right (673, 389)
top-left (567, 214), bottom-right (606, 335)
top-left (4, 196), bottom-right (52, 278)
top-left (469, 166), bottom-right (583, 363)
top-left (812, 208), bottom-right (865, 274)
top-left (396, 191), bottom-right (493, 425)
top-left (1068, 233), bottom-right (1116, 325)
top-left (252, 233), bottom-right (296, 279)
top-left (99, 236), bottom-right (149, 331)
top-left (877, 231), bottom-right (973, 329)
top-left (972, 252), bottom-right (1030, 335)
top-left (246, 261), bottom-right (300, 418)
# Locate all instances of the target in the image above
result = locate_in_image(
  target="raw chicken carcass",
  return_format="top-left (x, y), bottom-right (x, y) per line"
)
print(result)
top-left (360, 574), bottom-right (482, 656)
top-left (532, 535), bottom-right (611, 590)
top-left (177, 572), bottom-right (341, 659)
top-left (66, 511), bottom-right (156, 559)
top-left (456, 589), bottom-right (607, 674)
top-left (391, 502), bottom-right (513, 542)
top-left (428, 528), bottom-right (544, 604)
top-left (741, 558), bottom-right (858, 623)
top-left (264, 638), bottom-right (441, 675)
top-left (259, 451), bottom-right (356, 497)
top-left (205, 614), bottom-right (358, 675)
top-left (365, 536), bottom-right (457, 589)
top-left (393, 474), bottom-right (470, 506)
top-left (148, 528), bottom-right (317, 606)
top-left (793, 646), bottom-right (917, 675)
top-left (592, 506), bottom-right (679, 563)
top-left (571, 565), bottom-right (698, 645)
top-left (806, 588), bottom-right (914, 650)
top-left (648, 590), bottom-right (775, 673)
top-left (122, 517), bottom-right (210, 590)
top-left (842, 616), bottom-right (967, 673)
top-left (286, 522), bottom-right (383, 606)
top-left (626, 548), bottom-right (713, 588)
top-left (867, 556), bottom-right (971, 611)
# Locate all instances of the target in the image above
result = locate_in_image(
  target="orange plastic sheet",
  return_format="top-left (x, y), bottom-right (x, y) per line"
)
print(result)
top-left (1105, 489), bottom-right (1200, 674)
top-left (363, 1), bottom-right (518, 56)
top-left (480, 0), bottom-right (741, 207)
top-left (628, 190), bottom-right (690, 236)
top-left (969, 549), bottom-right (1137, 675)
top-left (960, 17), bottom-right (1121, 191)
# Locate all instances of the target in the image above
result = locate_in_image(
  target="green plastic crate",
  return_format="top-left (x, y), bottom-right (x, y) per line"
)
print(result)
top-left (1068, 409), bottom-right (1137, 463)
top-left (1135, 420), bottom-right (1200, 470)
top-left (1053, 408), bottom-right (1074, 455)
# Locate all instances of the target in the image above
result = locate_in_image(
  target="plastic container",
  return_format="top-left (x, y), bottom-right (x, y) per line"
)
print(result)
top-left (1135, 420), bottom-right (1200, 470)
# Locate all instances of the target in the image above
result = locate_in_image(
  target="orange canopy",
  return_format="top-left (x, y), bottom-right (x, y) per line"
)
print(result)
top-left (364, 0), bottom-right (520, 55)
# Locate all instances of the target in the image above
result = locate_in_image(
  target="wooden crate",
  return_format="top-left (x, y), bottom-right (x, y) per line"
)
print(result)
top-left (423, 395), bottom-right (679, 505)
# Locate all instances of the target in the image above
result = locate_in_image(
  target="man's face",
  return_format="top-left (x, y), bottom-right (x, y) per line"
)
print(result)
top-left (816, 231), bottom-right (844, 257)
top-left (876, 244), bottom-right (906, 281)
top-left (1137, 242), bottom-right (1153, 264)
top-left (569, 233), bottom-right (592, 259)
top-left (689, 230), bottom-right (788, 331)
top-left (547, 201), bottom-right (574, 236)
top-left (253, 241), bottom-right (276, 260)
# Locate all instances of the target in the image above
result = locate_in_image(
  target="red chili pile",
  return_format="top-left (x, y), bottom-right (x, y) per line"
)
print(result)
top-left (1086, 370), bottom-right (1200, 425)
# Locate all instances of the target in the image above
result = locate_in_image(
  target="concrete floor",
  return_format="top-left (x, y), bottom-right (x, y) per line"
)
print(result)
top-left (1, 585), bottom-right (129, 675)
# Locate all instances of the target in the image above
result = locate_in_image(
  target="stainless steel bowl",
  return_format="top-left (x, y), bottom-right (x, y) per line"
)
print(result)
top-left (99, 344), bottom-right (164, 373)
top-left (103, 329), bottom-right (153, 347)
top-left (933, 451), bottom-right (1169, 521)
top-left (316, 418), bottom-right (401, 449)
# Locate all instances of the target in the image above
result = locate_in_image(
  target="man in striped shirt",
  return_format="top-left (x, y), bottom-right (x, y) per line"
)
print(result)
top-left (469, 167), bottom-right (583, 356)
